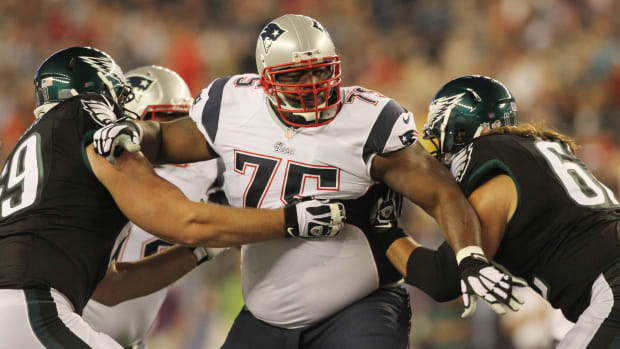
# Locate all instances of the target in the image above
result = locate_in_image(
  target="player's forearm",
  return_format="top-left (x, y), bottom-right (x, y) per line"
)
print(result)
top-left (177, 203), bottom-right (285, 247)
top-left (431, 183), bottom-right (482, 252)
top-left (135, 120), bottom-right (162, 163)
top-left (417, 152), bottom-right (483, 251)
top-left (371, 144), bottom-right (482, 252)
top-left (386, 236), bottom-right (419, 276)
top-left (91, 245), bottom-right (197, 306)
top-left (92, 149), bottom-right (286, 246)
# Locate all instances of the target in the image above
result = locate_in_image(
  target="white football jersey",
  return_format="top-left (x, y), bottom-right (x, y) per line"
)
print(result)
top-left (82, 160), bottom-right (220, 347)
top-left (189, 74), bottom-right (417, 328)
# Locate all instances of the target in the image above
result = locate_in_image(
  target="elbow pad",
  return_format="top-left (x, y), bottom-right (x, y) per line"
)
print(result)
top-left (405, 241), bottom-right (461, 302)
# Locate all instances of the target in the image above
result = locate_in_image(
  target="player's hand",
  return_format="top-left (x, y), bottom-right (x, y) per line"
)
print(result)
top-left (369, 183), bottom-right (403, 229)
top-left (284, 199), bottom-right (346, 239)
top-left (93, 119), bottom-right (143, 164)
top-left (456, 246), bottom-right (528, 318)
top-left (191, 246), bottom-right (228, 264)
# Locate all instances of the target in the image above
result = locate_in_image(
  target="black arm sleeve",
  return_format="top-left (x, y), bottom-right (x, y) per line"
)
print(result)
top-left (405, 241), bottom-right (461, 302)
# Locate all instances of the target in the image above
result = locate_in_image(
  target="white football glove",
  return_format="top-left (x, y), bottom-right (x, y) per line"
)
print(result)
top-left (93, 119), bottom-right (142, 164)
top-left (456, 246), bottom-right (528, 318)
top-left (284, 199), bottom-right (346, 239)
top-left (191, 246), bottom-right (228, 265)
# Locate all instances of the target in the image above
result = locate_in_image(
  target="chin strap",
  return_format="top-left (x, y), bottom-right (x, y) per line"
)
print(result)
top-left (273, 88), bottom-right (339, 124)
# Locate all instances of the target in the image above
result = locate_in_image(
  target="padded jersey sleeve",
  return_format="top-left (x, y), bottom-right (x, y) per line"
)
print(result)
top-left (362, 99), bottom-right (418, 165)
top-left (188, 76), bottom-right (232, 157)
top-left (450, 136), bottom-right (512, 197)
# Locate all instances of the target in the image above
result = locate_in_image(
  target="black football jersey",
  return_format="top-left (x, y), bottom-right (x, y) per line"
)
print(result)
top-left (0, 93), bottom-right (128, 313)
top-left (452, 134), bottom-right (620, 321)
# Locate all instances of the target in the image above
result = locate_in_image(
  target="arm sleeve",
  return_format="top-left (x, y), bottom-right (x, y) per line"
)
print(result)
top-left (405, 241), bottom-right (462, 302)
top-left (362, 100), bottom-right (418, 164)
top-left (188, 76), bottom-right (232, 157)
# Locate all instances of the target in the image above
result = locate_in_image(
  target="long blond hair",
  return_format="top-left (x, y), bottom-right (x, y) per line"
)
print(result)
top-left (483, 122), bottom-right (579, 154)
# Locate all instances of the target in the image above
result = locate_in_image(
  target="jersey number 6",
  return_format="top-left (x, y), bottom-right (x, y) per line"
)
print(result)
top-left (536, 140), bottom-right (618, 207)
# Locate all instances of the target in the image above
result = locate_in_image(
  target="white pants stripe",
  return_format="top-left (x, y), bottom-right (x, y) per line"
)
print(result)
top-left (557, 260), bottom-right (620, 349)
top-left (0, 288), bottom-right (122, 349)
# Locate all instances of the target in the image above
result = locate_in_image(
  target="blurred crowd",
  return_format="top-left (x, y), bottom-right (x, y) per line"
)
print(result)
top-left (1, 0), bottom-right (619, 348)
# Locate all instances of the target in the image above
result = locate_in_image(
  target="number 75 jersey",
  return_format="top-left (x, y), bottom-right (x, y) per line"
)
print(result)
top-left (189, 74), bottom-right (417, 328)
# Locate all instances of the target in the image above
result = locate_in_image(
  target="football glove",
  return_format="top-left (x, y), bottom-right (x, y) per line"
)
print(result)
top-left (93, 119), bottom-right (143, 164)
top-left (191, 246), bottom-right (228, 265)
top-left (369, 184), bottom-right (403, 229)
top-left (284, 198), bottom-right (346, 239)
top-left (456, 246), bottom-right (527, 318)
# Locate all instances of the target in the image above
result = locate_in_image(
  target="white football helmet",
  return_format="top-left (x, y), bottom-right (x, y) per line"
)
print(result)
top-left (256, 14), bottom-right (342, 127)
top-left (123, 65), bottom-right (193, 120)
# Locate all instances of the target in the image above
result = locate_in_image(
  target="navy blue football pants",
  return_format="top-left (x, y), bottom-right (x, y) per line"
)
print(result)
top-left (221, 286), bottom-right (411, 349)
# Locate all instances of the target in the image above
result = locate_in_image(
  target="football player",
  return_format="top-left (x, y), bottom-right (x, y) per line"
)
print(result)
top-left (387, 75), bottom-right (620, 348)
top-left (92, 15), bottom-right (525, 348)
top-left (82, 65), bottom-right (227, 348)
top-left (0, 47), bottom-right (345, 348)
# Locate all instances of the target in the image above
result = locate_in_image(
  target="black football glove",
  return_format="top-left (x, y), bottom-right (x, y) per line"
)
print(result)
top-left (369, 184), bottom-right (403, 229)
top-left (284, 198), bottom-right (346, 239)
top-left (93, 119), bottom-right (142, 164)
top-left (457, 246), bottom-right (528, 317)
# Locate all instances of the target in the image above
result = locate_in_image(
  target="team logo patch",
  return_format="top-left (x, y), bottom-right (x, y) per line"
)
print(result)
top-left (41, 77), bottom-right (54, 88)
top-left (79, 56), bottom-right (114, 74)
top-left (398, 129), bottom-right (418, 146)
top-left (193, 92), bottom-right (203, 106)
top-left (450, 143), bottom-right (473, 182)
top-left (260, 22), bottom-right (287, 54)
top-left (426, 93), bottom-right (466, 132)
top-left (128, 76), bottom-right (154, 92)
top-left (274, 141), bottom-right (295, 155)
top-left (79, 55), bottom-right (124, 89)
top-left (81, 98), bottom-right (118, 126)
top-left (312, 20), bottom-right (324, 32)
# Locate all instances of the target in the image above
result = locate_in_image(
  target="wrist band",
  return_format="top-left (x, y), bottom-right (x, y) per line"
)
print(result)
top-left (455, 245), bottom-right (487, 265)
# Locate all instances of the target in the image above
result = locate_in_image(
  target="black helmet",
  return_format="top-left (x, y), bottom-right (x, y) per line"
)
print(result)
top-left (423, 75), bottom-right (518, 164)
top-left (33, 46), bottom-right (133, 118)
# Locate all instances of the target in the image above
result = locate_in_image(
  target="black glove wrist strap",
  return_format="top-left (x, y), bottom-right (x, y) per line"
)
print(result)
top-left (283, 204), bottom-right (298, 237)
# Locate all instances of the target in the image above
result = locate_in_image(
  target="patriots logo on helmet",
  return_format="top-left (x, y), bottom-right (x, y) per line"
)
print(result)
top-left (312, 20), bottom-right (324, 32)
top-left (260, 22), bottom-right (287, 54)
top-left (128, 76), bottom-right (154, 91)
top-left (398, 129), bottom-right (418, 146)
